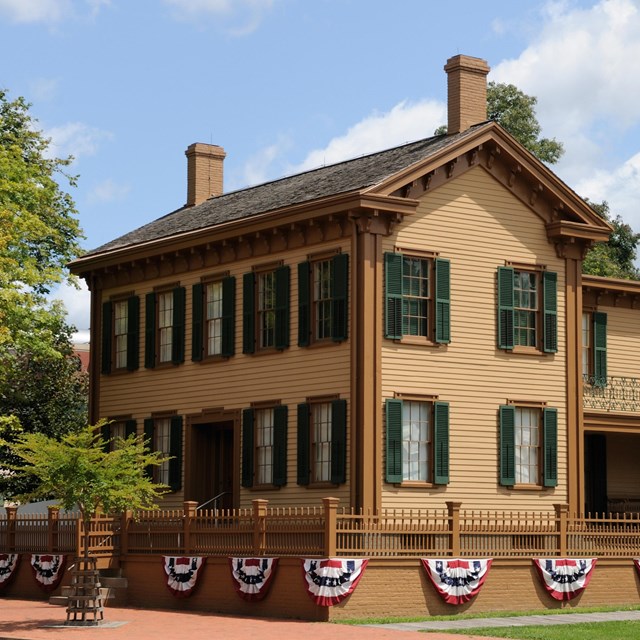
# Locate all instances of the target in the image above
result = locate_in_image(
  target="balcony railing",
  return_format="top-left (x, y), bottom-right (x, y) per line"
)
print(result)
top-left (583, 374), bottom-right (640, 412)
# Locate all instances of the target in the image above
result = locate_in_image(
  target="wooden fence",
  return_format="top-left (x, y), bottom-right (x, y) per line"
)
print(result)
top-left (1, 500), bottom-right (639, 559)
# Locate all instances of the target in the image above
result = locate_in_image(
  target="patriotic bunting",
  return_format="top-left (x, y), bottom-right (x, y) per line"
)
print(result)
top-left (533, 558), bottom-right (597, 601)
top-left (162, 556), bottom-right (205, 598)
top-left (301, 558), bottom-right (368, 607)
top-left (30, 554), bottom-right (66, 592)
top-left (0, 554), bottom-right (20, 589)
top-left (229, 557), bottom-right (278, 602)
top-left (422, 558), bottom-right (492, 605)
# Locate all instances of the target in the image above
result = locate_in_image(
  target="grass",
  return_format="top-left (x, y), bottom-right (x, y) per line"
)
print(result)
top-left (440, 620), bottom-right (640, 639)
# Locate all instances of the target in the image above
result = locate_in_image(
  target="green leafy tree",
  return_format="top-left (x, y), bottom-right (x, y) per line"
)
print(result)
top-left (1, 425), bottom-right (169, 559)
top-left (582, 200), bottom-right (640, 279)
top-left (435, 81), bottom-right (564, 164)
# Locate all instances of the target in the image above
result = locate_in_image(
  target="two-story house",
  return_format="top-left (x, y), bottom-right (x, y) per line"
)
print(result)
top-left (70, 54), bottom-right (619, 520)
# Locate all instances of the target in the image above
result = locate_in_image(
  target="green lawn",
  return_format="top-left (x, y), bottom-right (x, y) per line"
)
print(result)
top-left (440, 621), bottom-right (640, 639)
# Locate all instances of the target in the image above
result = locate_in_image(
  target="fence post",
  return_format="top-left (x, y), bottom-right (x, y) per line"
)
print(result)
top-left (252, 499), bottom-right (268, 556)
top-left (120, 509), bottom-right (132, 557)
top-left (76, 515), bottom-right (83, 558)
top-left (47, 506), bottom-right (60, 552)
top-left (323, 497), bottom-right (339, 558)
top-left (5, 506), bottom-right (17, 553)
top-left (447, 501), bottom-right (462, 557)
top-left (554, 503), bottom-right (568, 557)
top-left (183, 501), bottom-right (197, 555)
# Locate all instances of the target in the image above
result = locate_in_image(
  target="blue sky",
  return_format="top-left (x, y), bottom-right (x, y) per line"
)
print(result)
top-left (2, 0), bottom-right (640, 338)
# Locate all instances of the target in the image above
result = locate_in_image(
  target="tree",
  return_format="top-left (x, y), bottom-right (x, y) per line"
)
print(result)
top-left (435, 81), bottom-right (564, 164)
top-left (582, 200), bottom-right (640, 279)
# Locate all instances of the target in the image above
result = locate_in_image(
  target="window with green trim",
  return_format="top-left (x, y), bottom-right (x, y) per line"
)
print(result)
top-left (384, 252), bottom-right (450, 343)
top-left (143, 415), bottom-right (183, 491)
top-left (145, 287), bottom-right (186, 368)
top-left (192, 277), bottom-right (235, 360)
top-left (100, 419), bottom-right (136, 452)
top-left (101, 295), bottom-right (140, 374)
top-left (385, 398), bottom-right (449, 485)
top-left (582, 311), bottom-right (607, 385)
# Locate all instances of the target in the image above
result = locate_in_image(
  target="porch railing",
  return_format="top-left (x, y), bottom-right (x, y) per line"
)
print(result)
top-left (2, 500), bottom-right (640, 560)
top-left (583, 374), bottom-right (640, 412)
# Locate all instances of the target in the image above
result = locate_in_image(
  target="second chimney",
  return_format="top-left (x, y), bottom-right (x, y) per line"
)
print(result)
top-left (185, 142), bottom-right (226, 207)
top-left (444, 55), bottom-right (490, 135)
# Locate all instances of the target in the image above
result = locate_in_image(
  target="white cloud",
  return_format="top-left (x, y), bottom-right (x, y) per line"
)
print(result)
top-left (88, 178), bottom-right (131, 205)
top-left (0, 0), bottom-right (109, 23)
top-left (44, 122), bottom-right (113, 161)
top-left (50, 279), bottom-right (91, 334)
top-left (239, 135), bottom-right (292, 187)
top-left (28, 77), bottom-right (59, 102)
top-left (164, 0), bottom-right (275, 34)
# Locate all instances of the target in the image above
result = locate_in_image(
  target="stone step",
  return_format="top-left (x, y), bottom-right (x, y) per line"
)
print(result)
top-left (100, 576), bottom-right (127, 589)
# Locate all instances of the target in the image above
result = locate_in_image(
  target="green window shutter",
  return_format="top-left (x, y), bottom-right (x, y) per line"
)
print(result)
top-left (125, 419), bottom-right (137, 439)
top-left (172, 286), bottom-right (186, 364)
top-left (242, 273), bottom-right (255, 354)
top-left (126, 296), bottom-right (140, 370)
top-left (385, 399), bottom-right (403, 483)
top-left (593, 311), bottom-right (607, 386)
top-left (241, 408), bottom-right (254, 488)
top-left (101, 301), bottom-right (112, 375)
top-left (191, 283), bottom-right (203, 362)
top-left (330, 399), bottom-right (347, 484)
top-left (143, 418), bottom-right (155, 478)
top-left (433, 401), bottom-right (450, 485)
top-left (331, 253), bottom-right (349, 342)
top-left (145, 292), bottom-right (156, 368)
top-left (100, 422), bottom-right (111, 451)
top-left (434, 258), bottom-right (451, 344)
top-left (384, 253), bottom-right (403, 340)
top-left (275, 265), bottom-right (290, 350)
top-left (298, 261), bottom-right (311, 347)
top-left (297, 403), bottom-right (310, 485)
top-left (499, 405), bottom-right (516, 486)
top-left (169, 415), bottom-right (183, 491)
top-left (543, 408), bottom-right (558, 488)
top-left (543, 271), bottom-right (558, 353)
top-left (273, 405), bottom-right (288, 487)
top-left (497, 266), bottom-right (515, 350)
top-left (221, 276), bottom-right (236, 357)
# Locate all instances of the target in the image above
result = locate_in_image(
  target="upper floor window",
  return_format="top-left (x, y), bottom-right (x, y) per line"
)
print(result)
top-left (243, 265), bottom-right (290, 354)
top-left (497, 266), bottom-right (557, 353)
top-left (298, 253), bottom-right (349, 346)
top-left (384, 252), bottom-right (450, 344)
top-left (143, 415), bottom-right (183, 491)
top-left (297, 398), bottom-right (347, 486)
top-left (101, 295), bottom-right (139, 374)
top-left (582, 311), bottom-right (607, 385)
top-left (385, 397), bottom-right (449, 485)
top-left (499, 404), bottom-right (557, 488)
top-left (241, 404), bottom-right (288, 488)
top-left (192, 277), bottom-right (235, 361)
top-left (145, 287), bottom-right (186, 368)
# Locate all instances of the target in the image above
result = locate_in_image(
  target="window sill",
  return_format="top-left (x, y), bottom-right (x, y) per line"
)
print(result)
top-left (244, 347), bottom-right (287, 357)
top-left (511, 483), bottom-right (545, 491)
top-left (303, 338), bottom-right (346, 349)
top-left (508, 346), bottom-right (549, 357)
top-left (396, 480), bottom-right (437, 488)
top-left (305, 481), bottom-right (340, 489)
top-left (103, 367), bottom-right (135, 376)
top-left (249, 484), bottom-right (281, 491)
top-left (397, 336), bottom-right (440, 347)
top-left (197, 354), bottom-right (229, 364)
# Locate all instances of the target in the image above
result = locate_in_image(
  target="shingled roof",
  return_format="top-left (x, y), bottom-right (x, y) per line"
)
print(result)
top-left (86, 124), bottom-right (489, 258)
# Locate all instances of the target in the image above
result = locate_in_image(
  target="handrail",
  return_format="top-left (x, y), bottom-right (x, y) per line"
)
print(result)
top-left (196, 492), bottom-right (229, 511)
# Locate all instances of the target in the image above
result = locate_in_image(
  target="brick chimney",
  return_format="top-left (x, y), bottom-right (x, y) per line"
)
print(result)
top-left (185, 142), bottom-right (226, 207)
top-left (444, 55), bottom-right (490, 135)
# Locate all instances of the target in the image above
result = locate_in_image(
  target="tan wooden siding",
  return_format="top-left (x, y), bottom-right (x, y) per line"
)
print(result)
top-left (98, 239), bottom-right (352, 509)
top-left (381, 167), bottom-right (567, 511)
top-left (607, 433), bottom-right (640, 499)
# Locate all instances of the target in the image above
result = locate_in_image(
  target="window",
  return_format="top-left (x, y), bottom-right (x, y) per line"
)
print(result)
top-left (100, 419), bottom-right (136, 451)
top-left (385, 398), bottom-right (449, 485)
top-left (243, 265), bottom-right (290, 354)
top-left (298, 253), bottom-right (349, 345)
top-left (384, 252), bottom-right (450, 343)
top-left (497, 266), bottom-right (557, 352)
top-left (101, 295), bottom-right (139, 374)
top-left (499, 405), bottom-right (557, 488)
top-left (145, 287), bottom-right (186, 368)
top-left (192, 277), bottom-right (235, 360)
top-left (582, 311), bottom-right (607, 385)
top-left (241, 405), bottom-right (288, 488)
top-left (297, 399), bottom-right (347, 486)
top-left (143, 415), bottom-right (183, 491)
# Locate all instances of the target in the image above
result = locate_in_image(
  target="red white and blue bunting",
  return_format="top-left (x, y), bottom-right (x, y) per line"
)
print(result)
top-left (421, 558), bottom-right (492, 605)
top-left (301, 558), bottom-right (368, 607)
top-left (229, 557), bottom-right (278, 602)
top-left (0, 554), bottom-right (20, 589)
top-left (30, 554), bottom-right (66, 592)
top-left (533, 558), bottom-right (597, 601)
top-left (162, 556), bottom-right (205, 598)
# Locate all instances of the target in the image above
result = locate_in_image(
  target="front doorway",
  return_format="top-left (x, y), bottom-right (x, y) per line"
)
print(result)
top-left (187, 420), bottom-right (235, 510)
top-left (584, 433), bottom-right (607, 515)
